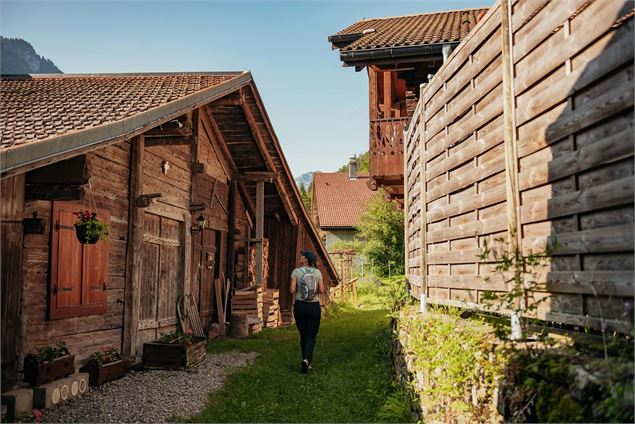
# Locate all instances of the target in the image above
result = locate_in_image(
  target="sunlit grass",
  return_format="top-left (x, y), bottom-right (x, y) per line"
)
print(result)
top-left (182, 294), bottom-right (410, 423)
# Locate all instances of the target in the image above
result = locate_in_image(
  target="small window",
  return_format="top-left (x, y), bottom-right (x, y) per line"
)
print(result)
top-left (49, 201), bottom-right (109, 320)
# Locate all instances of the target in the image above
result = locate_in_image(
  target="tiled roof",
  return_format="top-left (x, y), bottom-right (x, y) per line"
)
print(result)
top-left (313, 172), bottom-right (376, 229)
top-left (0, 73), bottom-right (240, 149)
top-left (330, 7), bottom-right (489, 51)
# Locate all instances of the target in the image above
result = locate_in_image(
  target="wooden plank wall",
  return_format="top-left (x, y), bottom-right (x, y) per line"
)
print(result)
top-left (1, 175), bottom-right (25, 388)
top-left (137, 142), bottom-right (191, 350)
top-left (404, 0), bottom-right (634, 332)
top-left (404, 101), bottom-right (423, 297)
top-left (19, 142), bottom-right (130, 368)
top-left (264, 218), bottom-right (297, 310)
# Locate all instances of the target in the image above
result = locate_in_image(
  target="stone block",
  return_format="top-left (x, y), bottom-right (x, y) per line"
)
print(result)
top-left (1, 388), bottom-right (33, 421)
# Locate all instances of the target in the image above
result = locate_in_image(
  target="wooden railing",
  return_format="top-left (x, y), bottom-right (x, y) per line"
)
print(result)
top-left (369, 117), bottom-right (409, 180)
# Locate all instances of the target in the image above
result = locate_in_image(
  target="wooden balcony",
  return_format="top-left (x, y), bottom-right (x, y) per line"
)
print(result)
top-left (369, 117), bottom-right (408, 200)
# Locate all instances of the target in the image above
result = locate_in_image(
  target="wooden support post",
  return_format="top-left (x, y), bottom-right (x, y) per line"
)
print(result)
top-left (227, 179), bottom-right (237, 289)
top-left (123, 135), bottom-right (144, 357)
top-left (1, 174), bottom-right (25, 389)
top-left (369, 67), bottom-right (377, 121)
top-left (255, 180), bottom-right (265, 287)
top-left (182, 212), bottom-right (192, 297)
top-left (383, 71), bottom-right (393, 118)
top-left (404, 117), bottom-right (409, 287)
top-left (501, 0), bottom-right (521, 244)
top-left (418, 85), bottom-right (428, 304)
top-left (501, 0), bottom-right (523, 339)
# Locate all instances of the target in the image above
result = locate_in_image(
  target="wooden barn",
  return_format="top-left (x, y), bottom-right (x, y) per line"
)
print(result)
top-left (329, 8), bottom-right (488, 202)
top-left (403, 0), bottom-right (634, 332)
top-left (0, 72), bottom-right (338, 389)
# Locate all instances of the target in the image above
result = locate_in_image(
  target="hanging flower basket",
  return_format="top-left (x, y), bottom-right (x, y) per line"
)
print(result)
top-left (74, 210), bottom-right (109, 244)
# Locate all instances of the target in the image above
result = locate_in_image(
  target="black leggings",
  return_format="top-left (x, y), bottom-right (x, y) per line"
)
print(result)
top-left (294, 300), bottom-right (321, 363)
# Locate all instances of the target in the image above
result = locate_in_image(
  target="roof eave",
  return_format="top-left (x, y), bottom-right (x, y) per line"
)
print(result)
top-left (339, 41), bottom-right (460, 68)
top-left (0, 71), bottom-right (252, 177)
top-left (321, 225), bottom-right (357, 231)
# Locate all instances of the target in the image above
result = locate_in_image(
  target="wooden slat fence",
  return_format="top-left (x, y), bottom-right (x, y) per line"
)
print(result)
top-left (405, 0), bottom-right (634, 332)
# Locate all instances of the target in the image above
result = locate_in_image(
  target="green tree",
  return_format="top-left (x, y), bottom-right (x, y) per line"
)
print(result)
top-left (299, 182), bottom-right (312, 213)
top-left (337, 151), bottom-right (370, 173)
top-left (355, 189), bottom-right (404, 276)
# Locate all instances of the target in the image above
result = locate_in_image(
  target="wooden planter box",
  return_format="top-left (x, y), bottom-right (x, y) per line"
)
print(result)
top-left (80, 360), bottom-right (127, 386)
top-left (24, 354), bottom-right (75, 387)
top-left (142, 339), bottom-right (206, 369)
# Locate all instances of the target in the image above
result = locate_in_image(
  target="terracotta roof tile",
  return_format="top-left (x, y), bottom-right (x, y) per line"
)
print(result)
top-left (313, 172), bottom-right (376, 229)
top-left (331, 7), bottom-right (489, 51)
top-left (0, 73), bottom-right (238, 149)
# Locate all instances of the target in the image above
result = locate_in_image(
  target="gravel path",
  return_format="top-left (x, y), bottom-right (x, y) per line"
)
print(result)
top-left (42, 351), bottom-right (259, 423)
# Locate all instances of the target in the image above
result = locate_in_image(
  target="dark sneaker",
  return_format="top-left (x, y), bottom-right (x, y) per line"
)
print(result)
top-left (301, 359), bottom-right (309, 373)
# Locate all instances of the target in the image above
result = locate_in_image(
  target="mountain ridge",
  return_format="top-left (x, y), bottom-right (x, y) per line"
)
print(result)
top-left (1, 37), bottom-right (62, 74)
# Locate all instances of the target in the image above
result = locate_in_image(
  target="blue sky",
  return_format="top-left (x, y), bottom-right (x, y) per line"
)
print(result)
top-left (1, 0), bottom-right (490, 177)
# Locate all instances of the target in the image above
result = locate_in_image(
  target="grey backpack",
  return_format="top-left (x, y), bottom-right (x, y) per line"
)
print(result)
top-left (298, 267), bottom-right (319, 301)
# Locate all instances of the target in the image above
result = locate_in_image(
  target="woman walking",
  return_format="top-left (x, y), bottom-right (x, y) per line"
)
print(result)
top-left (290, 250), bottom-right (324, 373)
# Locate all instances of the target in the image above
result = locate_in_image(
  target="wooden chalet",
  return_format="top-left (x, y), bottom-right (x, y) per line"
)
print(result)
top-left (0, 72), bottom-right (338, 389)
top-left (329, 8), bottom-right (488, 202)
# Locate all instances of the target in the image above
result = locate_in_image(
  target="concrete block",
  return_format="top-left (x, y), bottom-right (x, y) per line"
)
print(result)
top-left (1, 388), bottom-right (33, 421)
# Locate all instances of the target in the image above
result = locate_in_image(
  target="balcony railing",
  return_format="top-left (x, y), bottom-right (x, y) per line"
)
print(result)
top-left (369, 117), bottom-right (409, 181)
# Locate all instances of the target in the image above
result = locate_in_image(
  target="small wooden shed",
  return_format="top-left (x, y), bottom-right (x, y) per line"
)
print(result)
top-left (0, 72), bottom-right (338, 389)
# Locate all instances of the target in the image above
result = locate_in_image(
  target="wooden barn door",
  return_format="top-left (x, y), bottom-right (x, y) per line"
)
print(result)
top-left (192, 228), bottom-right (216, 331)
top-left (138, 212), bottom-right (184, 342)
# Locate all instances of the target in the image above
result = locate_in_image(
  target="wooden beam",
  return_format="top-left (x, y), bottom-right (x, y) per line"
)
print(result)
top-left (255, 180), bottom-right (265, 287)
top-left (369, 67), bottom-right (377, 120)
top-left (190, 109), bottom-right (200, 212)
top-left (501, 0), bottom-right (522, 244)
top-left (239, 89), bottom-right (298, 226)
top-left (144, 135), bottom-right (195, 147)
top-left (202, 106), bottom-right (239, 177)
top-left (239, 89), bottom-right (277, 172)
top-left (239, 171), bottom-right (278, 182)
top-left (212, 94), bottom-right (242, 106)
top-left (419, 83), bottom-right (428, 304)
top-left (383, 71), bottom-right (393, 117)
top-left (227, 179), bottom-right (237, 288)
top-left (237, 180), bottom-right (256, 225)
top-left (123, 135), bottom-right (144, 357)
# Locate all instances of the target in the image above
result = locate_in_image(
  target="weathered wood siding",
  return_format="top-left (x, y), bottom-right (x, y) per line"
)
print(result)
top-left (405, 0), bottom-right (634, 332)
top-left (137, 142), bottom-right (191, 350)
top-left (19, 142), bottom-right (130, 368)
top-left (191, 112), bottom-right (232, 330)
top-left (1, 175), bottom-right (25, 388)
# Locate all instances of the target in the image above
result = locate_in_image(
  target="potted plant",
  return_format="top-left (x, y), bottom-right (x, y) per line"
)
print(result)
top-left (24, 341), bottom-right (75, 386)
top-left (79, 347), bottom-right (127, 386)
top-left (74, 210), bottom-right (109, 244)
top-left (142, 331), bottom-right (206, 369)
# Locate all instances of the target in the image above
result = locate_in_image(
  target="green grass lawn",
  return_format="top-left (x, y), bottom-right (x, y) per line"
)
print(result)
top-left (183, 294), bottom-right (410, 423)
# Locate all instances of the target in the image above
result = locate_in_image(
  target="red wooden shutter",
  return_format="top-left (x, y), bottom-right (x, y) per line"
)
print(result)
top-left (83, 209), bottom-right (109, 313)
top-left (49, 202), bottom-right (109, 319)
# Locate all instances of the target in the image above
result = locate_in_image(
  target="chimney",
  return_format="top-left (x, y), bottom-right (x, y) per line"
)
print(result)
top-left (348, 157), bottom-right (358, 180)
